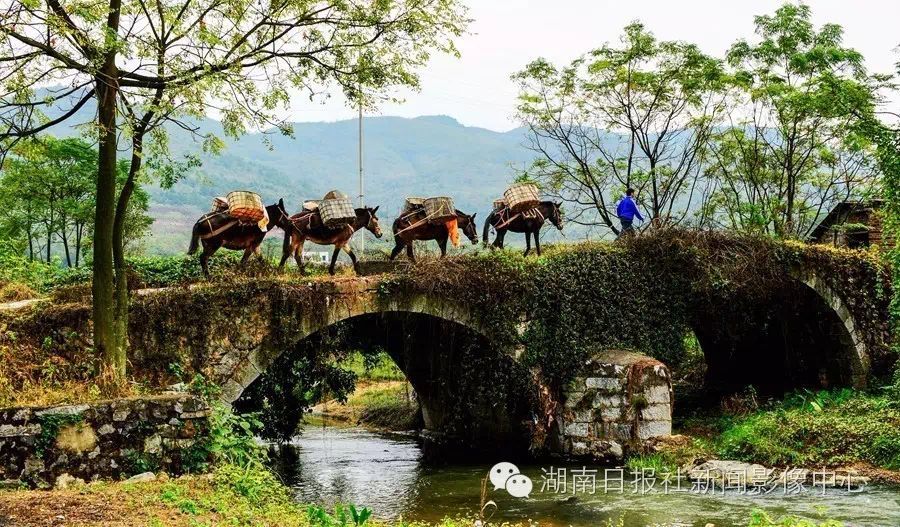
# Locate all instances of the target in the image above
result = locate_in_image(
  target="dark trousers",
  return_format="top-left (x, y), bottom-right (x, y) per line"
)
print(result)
top-left (618, 217), bottom-right (634, 238)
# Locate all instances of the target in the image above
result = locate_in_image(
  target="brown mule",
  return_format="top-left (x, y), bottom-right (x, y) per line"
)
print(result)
top-left (389, 209), bottom-right (478, 262)
top-left (188, 199), bottom-right (293, 278)
top-left (482, 201), bottom-right (563, 256)
top-left (280, 206), bottom-right (383, 275)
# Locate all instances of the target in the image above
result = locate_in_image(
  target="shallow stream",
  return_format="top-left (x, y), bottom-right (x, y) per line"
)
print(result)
top-left (269, 425), bottom-right (900, 527)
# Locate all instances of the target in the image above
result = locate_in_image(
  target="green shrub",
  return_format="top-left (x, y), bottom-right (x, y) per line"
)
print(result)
top-left (717, 390), bottom-right (900, 469)
top-left (185, 403), bottom-right (266, 472)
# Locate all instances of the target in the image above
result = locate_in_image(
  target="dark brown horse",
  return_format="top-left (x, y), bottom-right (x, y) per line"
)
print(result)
top-left (389, 209), bottom-right (478, 262)
top-left (188, 199), bottom-right (293, 278)
top-left (279, 206), bottom-right (383, 275)
top-left (482, 201), bottom-right (563, 256)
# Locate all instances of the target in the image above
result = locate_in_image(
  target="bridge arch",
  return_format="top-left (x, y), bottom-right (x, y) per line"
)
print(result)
top-left (216, 286), bottom-right (499, 404)
top-left (690, 269), bottom-right (871, 394)
top-left (226, 306), bottom-right (534, 450)
top-left (795, 269), bottom-right (870, 387)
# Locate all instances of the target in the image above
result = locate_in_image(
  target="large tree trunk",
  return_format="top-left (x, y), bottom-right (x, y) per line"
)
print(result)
top-left (93, 0), bottom-right (125, 383)
top-left (93, 70), bottom-right (124, 381)
top-left (111, 144), bottom-right (140, 374)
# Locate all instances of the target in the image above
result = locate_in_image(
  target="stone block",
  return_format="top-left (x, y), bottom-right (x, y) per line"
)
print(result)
top-left (595, 422), bottom-right (632, 441)
top-left (564, 422), bottom-right (589, 438)
top-left (180, 410), bottom-right (210, 419)
top-left (585, 377), bottom-right (623, 392)
top-left (569, 441), bottom-right (590, 456)
top-left (0, 424), bottom-right (40, 437)
top-left (55, 424), bottom-right (97, 454)
top-left (144, 434), bottom-right (162, 455)
top-left (112, 407), bottom-right (131, 422)
top-left (598, 405), bottom-right (624, 421)
top-left (593, 394), bottom-right (625, 408)
top-left (637, 420), bottom-right (671, 440)
top-left (639, 404), bottom-right (671, 422)
top-left (36, 405), bottom-right (88, 418)
top-left (97, 424), bottom-right (115, 436)
top-left (571, 409), bottom-right (593, 423)
top-left (645, 385), bottom-right (670, 405)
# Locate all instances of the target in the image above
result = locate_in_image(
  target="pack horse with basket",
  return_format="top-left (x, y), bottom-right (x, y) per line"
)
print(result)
top-left (390, 196), bottom-right (478, 262)
top-left (188, 191), bottom-right (292, 278)
top-left (482, 183), bottom-right (563, 256)
top-left (279, 190), bottom-right (383, 275)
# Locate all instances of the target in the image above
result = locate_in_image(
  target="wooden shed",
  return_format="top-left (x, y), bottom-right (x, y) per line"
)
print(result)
top-left (808, 199), bottom-right (888, 248)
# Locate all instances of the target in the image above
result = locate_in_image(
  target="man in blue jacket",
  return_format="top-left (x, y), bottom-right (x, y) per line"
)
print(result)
top-left (616, 188), bottom-right (644, 237)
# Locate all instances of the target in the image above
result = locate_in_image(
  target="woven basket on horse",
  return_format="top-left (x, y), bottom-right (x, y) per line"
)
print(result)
top-left (226, 191), bottom-right (265, 222)
top-left (492, 198), bottom-right (507, 211)
top-left (211, 196), bottom-right (229, 212)
top-left (424, 196), bottom-right (455, 224)
top-left (403, 197), bottom-right (426, 214)
top-left (503, 183), bottom-right (540, 214)
top-left (318, 191), bottom-right (356, 228)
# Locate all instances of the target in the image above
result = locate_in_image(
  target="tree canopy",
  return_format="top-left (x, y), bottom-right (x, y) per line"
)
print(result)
top-left (513, 4), bottom-right (886, 239)
top-left (0, 0), bottom-right (469, 383)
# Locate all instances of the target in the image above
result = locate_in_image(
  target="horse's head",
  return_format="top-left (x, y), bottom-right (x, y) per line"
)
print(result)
top-left (266, 199), bottom-right (292, 231)
top-left (549, 201), bottom-right (564, 231)
top-left (363, 206), bottom-right (383, 238)
top-left (458, 211), bottom-right (479, 244)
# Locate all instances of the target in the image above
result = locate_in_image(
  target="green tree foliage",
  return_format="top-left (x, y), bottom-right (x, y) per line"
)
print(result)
top-left (0, 0), bottom-right (468, 381)
top-left (234, 323), bottom-right (359, 441)
top-left (707, 3), bottom-right (881, 237)
top-left (512, 23), bottom-right (725, 234)
top-left (0, 136), bottom-right (152, 266)
top-left (513, 4), bottom-right (886, 240)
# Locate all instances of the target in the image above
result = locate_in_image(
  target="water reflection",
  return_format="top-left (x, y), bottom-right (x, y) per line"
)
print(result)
top-left (270, 425), bottom-right (900, 527)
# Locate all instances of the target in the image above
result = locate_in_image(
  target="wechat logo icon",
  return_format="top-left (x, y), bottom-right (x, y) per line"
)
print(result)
top-left (488, 462), bottom-right (533, 498)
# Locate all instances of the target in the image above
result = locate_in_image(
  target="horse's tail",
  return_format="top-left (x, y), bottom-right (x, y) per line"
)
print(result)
top-left (482, 211), bottom-right (495, 246)
top-left (187, 223), bottom-right (201, 255)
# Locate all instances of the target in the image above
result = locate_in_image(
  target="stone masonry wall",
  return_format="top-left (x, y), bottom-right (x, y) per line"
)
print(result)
top-left (556, 350), bottom-right (672, 461)
top-left (0, 394), bottom-right (210, 488)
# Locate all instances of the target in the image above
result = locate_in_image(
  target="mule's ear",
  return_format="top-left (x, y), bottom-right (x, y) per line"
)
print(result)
top-left (372, 205), bottom-right (380, 213)
top-left (471, 212), bottom-right (477, 220)
top-left (279, 198), bottom-right (285, 207)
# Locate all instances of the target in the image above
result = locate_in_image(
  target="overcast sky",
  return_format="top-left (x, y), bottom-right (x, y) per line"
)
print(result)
top-left (285, 0), bottom-right (900, 132)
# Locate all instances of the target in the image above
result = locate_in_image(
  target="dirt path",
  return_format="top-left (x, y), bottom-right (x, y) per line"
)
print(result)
top-left (0, 481), bottom-right (196, 527)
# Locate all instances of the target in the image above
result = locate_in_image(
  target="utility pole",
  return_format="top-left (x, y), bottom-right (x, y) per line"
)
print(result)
top-left (358, 99), bottom-right (365, 255)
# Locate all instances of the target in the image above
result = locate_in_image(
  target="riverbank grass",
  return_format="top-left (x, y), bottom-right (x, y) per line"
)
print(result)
top-left (633, 388), bottom-right (900, 480)
top-left (715, 388), bottom-right (900, 471)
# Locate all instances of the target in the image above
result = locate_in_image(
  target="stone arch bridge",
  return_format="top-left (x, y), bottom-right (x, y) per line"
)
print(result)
top-left (127, 269), bottom-right (880, 397)
top-left (6, 242), bottom-right (890, 452)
